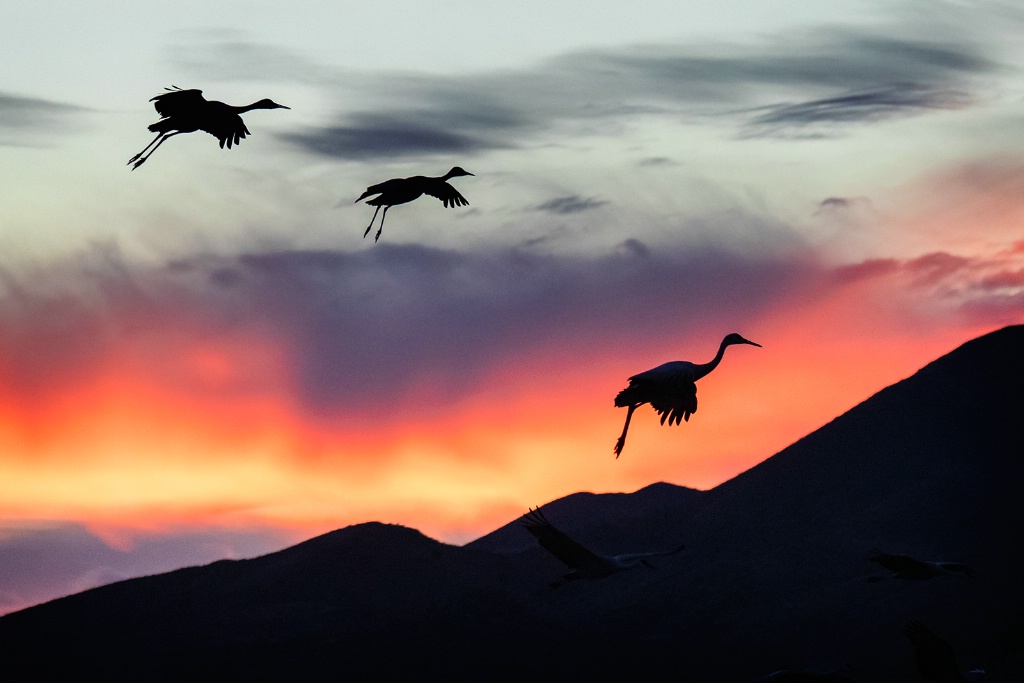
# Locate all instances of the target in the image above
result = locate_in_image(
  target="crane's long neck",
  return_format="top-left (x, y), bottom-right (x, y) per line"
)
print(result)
top-left (234, 101), bottom-right (265, 113)
top-left (692, 339), bottom-right (730, 381)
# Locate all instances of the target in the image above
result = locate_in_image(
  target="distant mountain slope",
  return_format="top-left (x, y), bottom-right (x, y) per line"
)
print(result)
top-left (2, 325), bottom-right (1021, 682)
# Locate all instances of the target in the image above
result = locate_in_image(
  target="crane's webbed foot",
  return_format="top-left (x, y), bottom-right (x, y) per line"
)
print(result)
top-left (374, 227), bottom-right (383, 242)
top-left (131, 156), bottom-right (148, 171)
top-left (613, 436), bottom-right (626, 458)
top-left (363, 224), bottom-right (373, 238)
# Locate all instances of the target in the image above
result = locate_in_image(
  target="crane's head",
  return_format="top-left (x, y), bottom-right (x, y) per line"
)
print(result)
top-left (723, 333), bottom-right (761, 348)
top-left (253, 98), bottom-right (290, 110)
top-left (445, 166), bottom-right (474, 178)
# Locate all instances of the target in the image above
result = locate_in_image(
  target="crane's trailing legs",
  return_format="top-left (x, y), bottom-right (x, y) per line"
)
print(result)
top-left (363, 206), bottom-right (382, 239)
top-left (128, 132), bottom-right (181, 170)
top-left (613, 405), bottom-right (637, 458)
top-left (362, 206), bottom-right (390, 242)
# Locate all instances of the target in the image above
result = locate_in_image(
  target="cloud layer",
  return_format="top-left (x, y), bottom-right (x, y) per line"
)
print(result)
top-left (269, 27), bottom-right (997, 159)
top-left (0, 92), bottom-right (88, 144)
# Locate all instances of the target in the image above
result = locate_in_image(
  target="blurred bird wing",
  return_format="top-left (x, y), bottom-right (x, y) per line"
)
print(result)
top-left (936, 561), bottom-right (976, 577)
top-left (905, 621), bottom-right (961, 680)
top-left (869, 550), bottom-right (927, 574)
top-left (522, 508), bottom-right (603, 570)
top-left (150, 88), bottom-right (206, 118)
top-left (614, 543), bottom-right (686, 564)
top-left (425, 182), bottom-right (469, 208)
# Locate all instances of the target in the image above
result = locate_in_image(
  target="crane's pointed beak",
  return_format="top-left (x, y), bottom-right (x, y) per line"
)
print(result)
top-left (278, 105), bottom-right (291, 109)
top-left (746, 340), bottom-right (762, 348)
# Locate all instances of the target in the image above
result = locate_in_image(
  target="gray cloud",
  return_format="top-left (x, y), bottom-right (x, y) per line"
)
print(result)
top-left (281, 115), bottom-right (505, 160)
top-left (534, 195), bottom-right (608, 215)
top-left (0, 92), bottom-right (88, 143)
top-left (266, 27), bottom-right (998, 159)
top-left (744, 84), bottom-right (972, 136)
top-left (638, 156), bottom-right (676, 167)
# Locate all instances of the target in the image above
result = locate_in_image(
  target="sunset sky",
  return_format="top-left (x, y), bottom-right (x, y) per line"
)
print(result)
top-left (2, 0), bottom-right (1023, 614)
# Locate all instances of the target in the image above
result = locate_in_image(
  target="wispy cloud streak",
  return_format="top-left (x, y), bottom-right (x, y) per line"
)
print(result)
top-left (0, 92), bottom-right (88, 144)
top-left (256, 28), bottom-right (998, 159)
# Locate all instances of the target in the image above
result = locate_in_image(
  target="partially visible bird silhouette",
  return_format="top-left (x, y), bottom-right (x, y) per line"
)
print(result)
top-left (869, 550), bottom-right (976, 582)
top-left (905, 621), bottom-right (981, 682)
top-left (355, 167), bottom-right (473, 242)
top-left (520, 507), bottom-right (685, 588)
top-left (755, 665), bottom-right (858, 682)
top-left (129, 87), bottom-right (289, 170)
top-left (613, 333), bottom-right (761, 457)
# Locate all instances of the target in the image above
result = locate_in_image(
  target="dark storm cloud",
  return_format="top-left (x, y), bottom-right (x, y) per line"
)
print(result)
top-left (266, 26), bottom-right (997, 158)
top-left (0, 93), bottom-right (88, 143)
top-left (534, 195), bottom-right (608, 215)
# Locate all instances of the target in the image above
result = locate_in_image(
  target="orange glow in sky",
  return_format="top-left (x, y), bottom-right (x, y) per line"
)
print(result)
top-left (0, 262), bottom-right (1004, 546)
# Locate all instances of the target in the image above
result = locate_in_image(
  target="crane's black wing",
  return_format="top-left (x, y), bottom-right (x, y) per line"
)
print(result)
top-left (197, 102), bottom-right (250, 149)
top-left (758, 670), bottom-right (856, 682)
top-left (650, 381), bottom-right (698, 426)
top-left (521, 508), bottom-right (603, 570)
top-left (150, 87), bottom-right (206, 118)
top-left (425, 181), bottom-right (469, 208)
top-left (869, 550), bottom-right (929, 576)
top-left (905, 621), bottom-right (963, 682)
top-left (356, 178), bottom-right (403, 203)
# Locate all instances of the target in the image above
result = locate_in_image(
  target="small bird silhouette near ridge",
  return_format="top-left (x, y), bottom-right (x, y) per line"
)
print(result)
top-left (755, 664), bottom-right (858, 682)
top-left (355, 167), bottom-right (473, 242)
top-left (613, 333), bottom-right (761, 457)
top-left (128, 87), bottom-right (289, 170)
top-left (868, 550), bottom-right (976, 582)
top-left (520, 507), bottom-right (685, 588)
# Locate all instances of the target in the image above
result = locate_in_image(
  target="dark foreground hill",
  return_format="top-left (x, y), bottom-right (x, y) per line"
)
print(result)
top-left (1, 325), bottom-right (1022, 682)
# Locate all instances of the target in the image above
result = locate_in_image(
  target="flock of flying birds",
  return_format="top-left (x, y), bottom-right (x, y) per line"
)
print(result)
top-left (130, 88), bottom-right (985, 681)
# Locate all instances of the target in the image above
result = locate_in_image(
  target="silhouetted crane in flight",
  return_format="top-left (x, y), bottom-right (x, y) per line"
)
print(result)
top-left (905, 621), bottom-right (982, 682)
top-left (755, 665), bottom-right (857, 682)
top-left (613, 333), bottom-right (761, 457)
top-left (355, 167), bottom-right (473, 242)
top-left (868, 550), bottom-right (976, 582)
top-left (520, 507), bottom-right (685, 588)
top-left (129, 87), bottom-right (289, 170)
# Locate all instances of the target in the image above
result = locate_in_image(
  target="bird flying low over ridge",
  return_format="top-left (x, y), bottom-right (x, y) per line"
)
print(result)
top-left (520, 507), bottom-right (685, 588)
top-left (868, 549), bottom-right (976, 581)
top-left (755, 665), bottom-right (858, 682)
top-left (356, 167), bottom-right (474, 242)
top-left (129, 87), bottom-right (289, 170)
top-left (613, 333), bottom-right (761, 458)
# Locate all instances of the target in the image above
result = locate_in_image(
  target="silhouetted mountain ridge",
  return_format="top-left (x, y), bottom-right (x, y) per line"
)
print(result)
top-left (1, 325), bottom-right (1021, 682)
top-left (468, 481), bottom-right (702, 554)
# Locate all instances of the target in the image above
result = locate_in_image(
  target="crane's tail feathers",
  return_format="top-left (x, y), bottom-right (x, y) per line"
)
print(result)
top-left (614, 386), bottom-right (640, 408)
